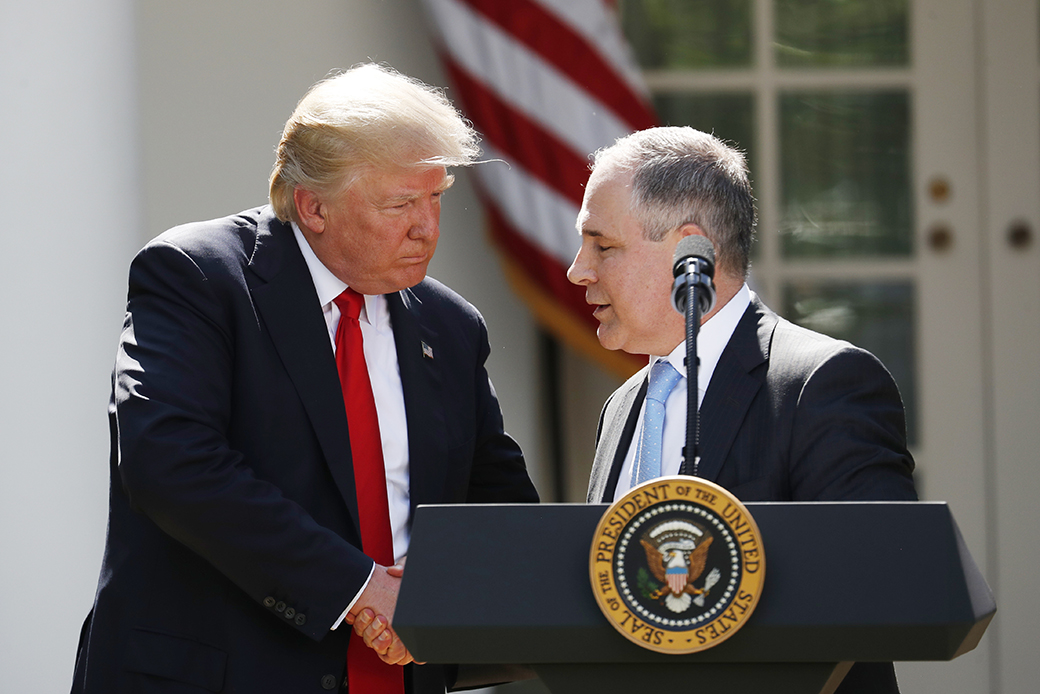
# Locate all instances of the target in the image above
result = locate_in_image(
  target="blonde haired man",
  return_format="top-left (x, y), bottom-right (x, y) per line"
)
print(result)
top-left (72, 64), bottom-right (537, 694)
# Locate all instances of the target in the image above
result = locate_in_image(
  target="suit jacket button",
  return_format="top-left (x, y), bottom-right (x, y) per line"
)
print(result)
top-left (320, 674), bottom-right (337, 690)
top-left (284, 607), bottom-right (296, 619)
top-left (295, 613), bottom-right (307, 626)
top-left (275, 601), bottom-right (286, 613)
top-left (263, 597), bottom-right (276, 608)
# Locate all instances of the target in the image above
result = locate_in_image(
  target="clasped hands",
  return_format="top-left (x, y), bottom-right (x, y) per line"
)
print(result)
top-left (344, 560), bottom-right (424, 666)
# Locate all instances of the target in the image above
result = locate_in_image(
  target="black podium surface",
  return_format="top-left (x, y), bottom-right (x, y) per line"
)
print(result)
top-left (394, 502), bottom-right (994, 693)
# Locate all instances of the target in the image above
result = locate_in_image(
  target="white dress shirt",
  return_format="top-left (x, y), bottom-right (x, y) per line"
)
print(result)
top-left (292, 224), bottom-right (411, 626)
top-left (612, 284), bottom-right (751, 501)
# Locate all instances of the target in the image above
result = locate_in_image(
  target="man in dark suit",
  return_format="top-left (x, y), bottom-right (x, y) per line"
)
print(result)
top-left (567, 127), bottom-right (916, 693)
top-left (71, 64), bottom-right (538, 694)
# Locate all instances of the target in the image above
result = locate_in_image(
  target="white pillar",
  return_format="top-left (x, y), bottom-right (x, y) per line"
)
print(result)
top-left (0, 0), bottom-right (141, 690)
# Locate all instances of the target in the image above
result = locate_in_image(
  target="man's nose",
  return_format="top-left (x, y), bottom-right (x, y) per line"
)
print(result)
top-left (567, 247), bottom-right (593, 286)
top-left (410, 200), bottom-right (440, 239)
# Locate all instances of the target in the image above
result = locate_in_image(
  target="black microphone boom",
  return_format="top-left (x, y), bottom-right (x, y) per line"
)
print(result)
top-left (672, 235), bottom-right (716, 478)
top-left (671, 235), bottom-right (717, 316)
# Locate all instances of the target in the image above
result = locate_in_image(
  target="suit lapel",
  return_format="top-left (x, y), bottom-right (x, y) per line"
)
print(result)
top-left (386, 287), bottom-right (447, 515)
top-left (696, 295), bottom-right (775, 483)
top-left (591, 369), bottom-right (648, 502)
top-left (248, 211), bottom-right (360, 532)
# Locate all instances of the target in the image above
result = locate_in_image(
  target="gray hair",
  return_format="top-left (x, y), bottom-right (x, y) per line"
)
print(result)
top-left (593, 127), bottom-right (756, 278)
top-left (269, 63), bottom-right (480, 223)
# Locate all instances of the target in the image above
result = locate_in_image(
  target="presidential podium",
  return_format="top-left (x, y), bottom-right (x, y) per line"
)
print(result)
top-left (394, 502), bottom-right (994, 694)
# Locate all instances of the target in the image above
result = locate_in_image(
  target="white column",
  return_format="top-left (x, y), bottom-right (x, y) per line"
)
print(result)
top-left (0, 0), bottom-right (141, 691)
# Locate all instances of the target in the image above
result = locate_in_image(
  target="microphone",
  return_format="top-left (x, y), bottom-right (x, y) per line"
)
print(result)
top-left (671, 235), bottom-right (716, 316)
top-left (671, 235), bottom-right (716, 478)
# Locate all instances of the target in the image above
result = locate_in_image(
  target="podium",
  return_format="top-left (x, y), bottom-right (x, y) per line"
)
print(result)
top-left (394, 502), bottom-right (994, 694)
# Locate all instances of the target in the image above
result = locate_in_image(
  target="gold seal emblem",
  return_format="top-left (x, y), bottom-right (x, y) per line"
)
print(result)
top-left (589, 476), bottom-right (765, 654)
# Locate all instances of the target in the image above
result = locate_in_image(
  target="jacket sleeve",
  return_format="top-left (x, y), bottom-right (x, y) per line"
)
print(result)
top-left (786, 344), bottom-right (918, 502)
top-left (462, 314), bottom-right (539, 505)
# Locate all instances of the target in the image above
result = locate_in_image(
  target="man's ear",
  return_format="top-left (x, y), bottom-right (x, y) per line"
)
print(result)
top-left (677, 222), bottom-right (707, 240)
top-left (677, 223), bottom-right (718, 254)
top-left (676, 223), bottom-right (729, 281)
top-left (293, 187), bottom-right (325, 235)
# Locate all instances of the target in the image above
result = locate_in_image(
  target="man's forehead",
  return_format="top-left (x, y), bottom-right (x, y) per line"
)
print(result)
top-left (360, 166), bottom-right (451, 197)
top-left (576, 205), bottom-right (612, 236)
top-left (575, 207), bottom-right (594, 233)
top-left (576, 191), bottom-right (632, 239)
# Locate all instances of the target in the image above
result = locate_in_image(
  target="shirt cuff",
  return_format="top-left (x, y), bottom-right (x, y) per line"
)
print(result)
top-left (330, 561), bottom-right (376, 631)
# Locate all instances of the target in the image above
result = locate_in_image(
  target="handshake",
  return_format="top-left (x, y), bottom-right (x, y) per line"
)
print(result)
top-left (345, 559), bottom-right (423, 666)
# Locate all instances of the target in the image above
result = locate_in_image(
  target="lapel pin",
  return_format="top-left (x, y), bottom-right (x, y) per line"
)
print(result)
top-left (421, 341), bottom-right (434, 360)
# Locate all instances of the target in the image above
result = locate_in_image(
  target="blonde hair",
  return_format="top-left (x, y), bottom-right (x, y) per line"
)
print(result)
top-left (269, 64), bottom-right (480, 222)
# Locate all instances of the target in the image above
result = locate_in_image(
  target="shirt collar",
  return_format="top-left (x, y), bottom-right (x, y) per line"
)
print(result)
top-left (291, 222), bottom-right (390, 329)
top-left (656, 283), bottom-right (751, 379)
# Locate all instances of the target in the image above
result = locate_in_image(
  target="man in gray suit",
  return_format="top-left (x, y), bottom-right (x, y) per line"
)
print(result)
top-left (567, 126), bottom-right (916, 693)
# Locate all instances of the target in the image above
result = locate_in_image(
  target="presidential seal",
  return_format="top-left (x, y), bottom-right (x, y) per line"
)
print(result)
top-left (589, 476), bottom-right (765, 654)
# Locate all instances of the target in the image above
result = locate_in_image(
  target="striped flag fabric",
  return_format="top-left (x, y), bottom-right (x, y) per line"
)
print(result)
top-left (421, 0), bottom-right (656, 378)
top-left (666, 565), bottom-right (689, 595)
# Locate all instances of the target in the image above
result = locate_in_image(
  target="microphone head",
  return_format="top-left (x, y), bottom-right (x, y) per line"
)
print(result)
top-left (673, 235), bottom-right (716, 277)
top-left (671, 235), bottom-right (717, 316)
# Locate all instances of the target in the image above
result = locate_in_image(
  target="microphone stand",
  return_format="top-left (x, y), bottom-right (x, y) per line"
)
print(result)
top-left (680, 275), bottom-right (704, 477)
top-left (670, 236), bottom-right (716, 478)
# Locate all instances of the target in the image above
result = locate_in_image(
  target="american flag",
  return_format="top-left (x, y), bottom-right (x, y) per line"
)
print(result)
top-left (422, 0), bottom-right (656, 377)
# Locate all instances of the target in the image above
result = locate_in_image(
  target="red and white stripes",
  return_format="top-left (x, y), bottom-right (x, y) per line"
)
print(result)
top-left (423, 0), bottom-right (655, 375)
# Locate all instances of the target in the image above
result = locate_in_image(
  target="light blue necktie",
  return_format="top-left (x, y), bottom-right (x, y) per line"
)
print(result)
top-left (631, 360), bottom-right (682, 486)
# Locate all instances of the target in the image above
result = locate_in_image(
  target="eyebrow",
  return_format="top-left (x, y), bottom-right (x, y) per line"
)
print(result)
top-left (383, 175), bottom-right (455, 205)
top-left (575, 211), bottom-right (602, 236)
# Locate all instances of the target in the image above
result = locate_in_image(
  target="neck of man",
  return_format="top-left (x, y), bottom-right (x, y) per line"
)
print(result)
top-left (698, 269), bottom-right (744, 326)
top-left (654, 269), bottom-right (745, 357)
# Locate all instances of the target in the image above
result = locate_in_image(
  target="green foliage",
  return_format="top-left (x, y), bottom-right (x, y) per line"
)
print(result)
top-left (637, 567), bottom-right (661, 600)
top-left (620, 0), bottom-right (908, 70)
top-left (775, 0), bottom-right (908, 67)
top-left (620, 0), bottom-right (753, 69)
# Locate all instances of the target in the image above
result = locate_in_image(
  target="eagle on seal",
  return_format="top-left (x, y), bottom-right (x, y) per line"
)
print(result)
top-left (640, 520), bottom-right (720, 613)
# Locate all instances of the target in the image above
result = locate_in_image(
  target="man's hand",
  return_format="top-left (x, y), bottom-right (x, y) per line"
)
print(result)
top-left (350, 608), bottom-right (416, 665)
top-left (345, 561), bottom-right (423, 665)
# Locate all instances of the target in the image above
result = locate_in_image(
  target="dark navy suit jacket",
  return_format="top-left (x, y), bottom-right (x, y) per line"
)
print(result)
top-left (587, 293), bottom-right (916, 693)
top-left (72, 207), bottom-right (538, 694)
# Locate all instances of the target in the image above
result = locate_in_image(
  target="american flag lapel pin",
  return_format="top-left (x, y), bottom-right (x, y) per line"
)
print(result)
top-left (421, 341), bottom-right (434, 360)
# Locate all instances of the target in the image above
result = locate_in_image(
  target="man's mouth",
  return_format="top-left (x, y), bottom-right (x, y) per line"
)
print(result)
top-left (400, 250), bottom-right (431, 265)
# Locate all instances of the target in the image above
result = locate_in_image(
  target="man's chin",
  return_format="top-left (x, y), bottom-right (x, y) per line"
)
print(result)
top-left (401, 269), bottom-right (428, 290)
top-left (597, 328), bottom-right (660, 358)
top-left (352, 273), bottom-right (427, 295)
top-left (596, 325), bottom-right (624, 352)
top-left (374, 264), bottom-right (431, 293)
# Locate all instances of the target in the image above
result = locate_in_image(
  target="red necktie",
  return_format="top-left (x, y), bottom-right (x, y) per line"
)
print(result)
top-left (333, 288), bottom-right (404, 694)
